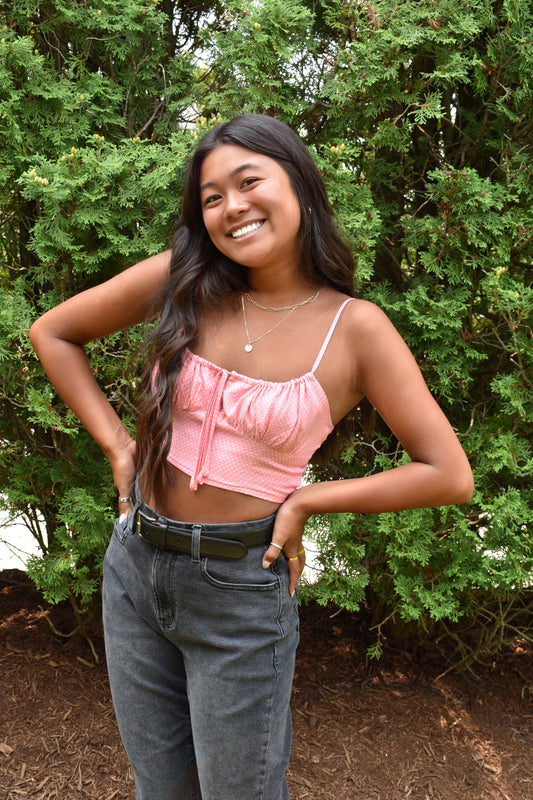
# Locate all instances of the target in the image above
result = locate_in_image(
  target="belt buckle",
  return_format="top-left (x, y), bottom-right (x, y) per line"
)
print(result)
top-left (137, 510), bottom-right (170, 549)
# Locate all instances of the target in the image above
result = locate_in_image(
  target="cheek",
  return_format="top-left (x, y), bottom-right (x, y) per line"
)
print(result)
top-left (279, 185), bottom-right (301, 229)
top-left (202, 215), bottom-right (232, 257)
top-left (201, 212), bottom-right (219, 242)
top-left (286, 199), bottom-right (302, 233)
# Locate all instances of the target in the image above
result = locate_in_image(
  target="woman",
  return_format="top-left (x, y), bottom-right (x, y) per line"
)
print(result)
top-left (29, 114), bottom-right (473, 800)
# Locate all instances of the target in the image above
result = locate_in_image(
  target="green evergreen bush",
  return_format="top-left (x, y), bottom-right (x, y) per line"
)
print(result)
top-left (1, 0), bottom-right (531, 667)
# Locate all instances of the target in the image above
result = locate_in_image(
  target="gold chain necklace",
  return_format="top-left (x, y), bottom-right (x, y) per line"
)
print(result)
top-left (241, 290), bottom-right (321, 353)
top-left (244, 288), bottom-right (321, 313)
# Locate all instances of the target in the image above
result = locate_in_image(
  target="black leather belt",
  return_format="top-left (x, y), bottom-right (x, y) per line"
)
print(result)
top-left (136, 509), bottom-right (274, 560)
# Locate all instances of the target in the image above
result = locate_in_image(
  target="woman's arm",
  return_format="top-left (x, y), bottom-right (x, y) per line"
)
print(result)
top-left (29, 251), bottom-right (171, 505)
top-left (266, 300), bottom-right (474, 593)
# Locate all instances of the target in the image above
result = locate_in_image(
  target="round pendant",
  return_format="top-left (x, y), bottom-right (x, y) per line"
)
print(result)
top-left (244, 343), bottom-right (253, 353)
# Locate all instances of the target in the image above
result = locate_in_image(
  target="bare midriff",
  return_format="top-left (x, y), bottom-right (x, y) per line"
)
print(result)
top-left (145, 463), bottom-right (281, 524)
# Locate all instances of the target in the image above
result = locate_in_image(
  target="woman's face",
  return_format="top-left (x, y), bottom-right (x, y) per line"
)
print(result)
top-left (199, 144), bottom-right (302, 275)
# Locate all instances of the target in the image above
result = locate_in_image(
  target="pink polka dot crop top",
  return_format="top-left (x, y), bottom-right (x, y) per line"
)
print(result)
top-left (167, 298), bottom-right (353, 502)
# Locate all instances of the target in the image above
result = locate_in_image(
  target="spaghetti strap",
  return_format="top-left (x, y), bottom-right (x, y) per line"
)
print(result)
top-left (311, 298), bottom-right (354, 373)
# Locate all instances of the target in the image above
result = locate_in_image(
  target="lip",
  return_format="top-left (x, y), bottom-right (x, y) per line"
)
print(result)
top-left (228, 220), bottom-right (265, 239)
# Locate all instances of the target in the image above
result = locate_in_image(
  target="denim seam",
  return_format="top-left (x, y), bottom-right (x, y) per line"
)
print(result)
top-left (256, 642), bottom-right (278, 800)
top-left (152, 548), bottom-right (178, 631)
top-left (272, 557), bottom-right (289, 639)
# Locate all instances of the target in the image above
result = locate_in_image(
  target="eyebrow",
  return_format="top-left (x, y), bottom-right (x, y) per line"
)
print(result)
top-left (199, 162), bottom-right (263, 192)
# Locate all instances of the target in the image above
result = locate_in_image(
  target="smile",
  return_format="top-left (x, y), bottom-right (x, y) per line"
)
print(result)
top-left (230, 221), bottom-right (265, 239)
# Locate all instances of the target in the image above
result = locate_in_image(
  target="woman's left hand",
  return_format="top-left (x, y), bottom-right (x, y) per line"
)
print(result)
top-left (262, 491), bottom-right (309, 597)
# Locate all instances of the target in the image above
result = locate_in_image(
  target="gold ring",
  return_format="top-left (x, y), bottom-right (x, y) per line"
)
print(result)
top-left (119, 496), bottom-right (132, 503)
top-left (270, 542), bottom-right (283, 551)
top-left (298, 549), bottom-right (305, 555)
top-left (287, 556), bottom-right (299, 561)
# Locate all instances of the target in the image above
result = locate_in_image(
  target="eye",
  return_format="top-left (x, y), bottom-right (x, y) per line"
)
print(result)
top-left (202, 193), bottom-right (221, 207)
top-left (242, 177), bottom-right (259, 188)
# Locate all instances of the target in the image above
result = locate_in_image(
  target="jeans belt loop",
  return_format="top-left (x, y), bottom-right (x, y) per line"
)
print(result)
top-left (191, 524), bottom-right (202, 563)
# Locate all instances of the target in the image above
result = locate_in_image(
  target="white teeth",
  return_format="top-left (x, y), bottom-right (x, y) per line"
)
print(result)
top-left (231, 221), bottom-right (263, 239)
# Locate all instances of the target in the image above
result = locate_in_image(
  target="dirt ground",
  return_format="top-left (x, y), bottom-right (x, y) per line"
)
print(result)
top-left (1, 568), bottom-right (533, 800)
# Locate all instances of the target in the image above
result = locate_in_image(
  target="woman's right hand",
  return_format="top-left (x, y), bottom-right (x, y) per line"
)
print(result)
top-left (109, 437), bottom-right (138, 518)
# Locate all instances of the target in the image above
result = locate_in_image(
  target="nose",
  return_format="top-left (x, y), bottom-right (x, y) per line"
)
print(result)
top-left (224, 190), bottom-right (249, 217)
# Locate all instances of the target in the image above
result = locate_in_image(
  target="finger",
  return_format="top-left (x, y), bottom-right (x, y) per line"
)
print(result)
top-left (262, 540), bottom-right (284, 569)
top-left (286, 549), bottom-right (306, 597)
top-left (286, 556), bottom-right (300, 597)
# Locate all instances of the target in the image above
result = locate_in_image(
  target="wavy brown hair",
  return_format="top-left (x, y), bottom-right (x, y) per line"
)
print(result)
top-left (136, 114), bottom-right (363, 505)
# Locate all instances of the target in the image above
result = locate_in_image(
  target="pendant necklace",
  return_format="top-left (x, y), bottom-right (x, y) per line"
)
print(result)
top-left (241, 288), bottom-right (321, 353)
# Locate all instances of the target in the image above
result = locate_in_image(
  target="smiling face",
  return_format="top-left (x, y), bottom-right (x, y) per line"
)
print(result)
top-left (199, 144), bottom-right (302, 276)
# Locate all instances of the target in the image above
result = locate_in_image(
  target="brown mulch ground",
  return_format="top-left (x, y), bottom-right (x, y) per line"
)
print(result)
top-left (1, 569), bottom-right (533, 800)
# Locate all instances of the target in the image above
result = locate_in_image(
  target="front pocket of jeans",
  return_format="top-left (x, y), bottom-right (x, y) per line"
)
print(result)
top-left (113, 514), bottom-right (134, 545)
top-left (201, 552), bottom-right (280, 592)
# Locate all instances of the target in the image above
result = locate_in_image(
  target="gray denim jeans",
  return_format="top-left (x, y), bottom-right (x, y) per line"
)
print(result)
top-left (102, 502), bottom-right (299, 800)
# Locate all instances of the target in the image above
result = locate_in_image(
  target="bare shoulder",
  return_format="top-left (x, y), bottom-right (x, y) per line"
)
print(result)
top-left (342, 297), bottom-right (393, 329)
top-left (337, 297), bottom-right (421, 395)
top-left (338, 297), bottom-right (400, 348)
top-left (314, 293), bottom-right (399, 360)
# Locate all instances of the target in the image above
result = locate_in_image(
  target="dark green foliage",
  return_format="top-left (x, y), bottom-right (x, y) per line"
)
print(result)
top-left (1, 0), bottom-right (531, 666)
top-left (0, 0), bottom-right (199, 627)
top-left (299, 0), bottom-right (533, 668)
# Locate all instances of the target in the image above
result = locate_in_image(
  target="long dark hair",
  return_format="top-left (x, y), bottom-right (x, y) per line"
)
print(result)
top-left (136, 114), bottom-right (358, 504)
